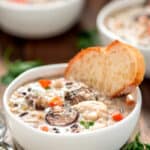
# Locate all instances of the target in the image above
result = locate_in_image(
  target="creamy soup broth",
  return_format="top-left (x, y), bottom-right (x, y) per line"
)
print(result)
top-left (8, 78), bottom-right (136, 134)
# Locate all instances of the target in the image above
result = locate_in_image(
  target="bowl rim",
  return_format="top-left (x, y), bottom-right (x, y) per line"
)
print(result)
top-left (3, 63), bottom-right (142, 137)
top-left (0, 0), bottom-right (83, 10)
top-left (96, 0), bottom-right (150, 51)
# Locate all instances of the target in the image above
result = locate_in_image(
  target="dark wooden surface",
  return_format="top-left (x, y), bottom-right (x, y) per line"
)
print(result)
top-left (0, 0), bottom-right (150, 143)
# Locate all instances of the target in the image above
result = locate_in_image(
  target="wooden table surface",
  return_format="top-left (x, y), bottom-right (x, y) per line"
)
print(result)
top-left (0, 0), bottom-right (150, 144)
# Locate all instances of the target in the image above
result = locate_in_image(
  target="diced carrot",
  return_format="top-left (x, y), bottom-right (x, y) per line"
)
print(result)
top-left (112, 113), bottom-right (123, 122)
top-left (9, 0), bottom-right (27, 4)
top-left (40, 126), bottom-right (49, 132)
top-left (48, 96), bottom-right (63, 107)
top-left (38, 79), bottom-right (51, 88)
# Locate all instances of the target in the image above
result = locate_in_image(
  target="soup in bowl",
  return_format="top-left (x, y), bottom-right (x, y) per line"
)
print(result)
top-left (3, 64), bottom-right (142, 150)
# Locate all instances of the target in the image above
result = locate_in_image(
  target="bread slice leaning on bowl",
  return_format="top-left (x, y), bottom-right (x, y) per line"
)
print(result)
top-left (65, 40), bottom-right (145, 97)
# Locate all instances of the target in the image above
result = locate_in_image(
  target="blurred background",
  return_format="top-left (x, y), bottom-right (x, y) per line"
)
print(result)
top-left (0, 0), bottom-right (150, 145)
top-left (0, 0), bottom-right (110, 64)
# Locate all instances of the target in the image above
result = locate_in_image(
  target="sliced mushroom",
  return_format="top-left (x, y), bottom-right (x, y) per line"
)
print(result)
top-left (45, 107), bottom-right (79, 126)
top-left (65, 87), bottom-right (99, 105)
top-left (25, 94), bottom-right (48, 110)
top-left (65, 91), bottom-right (85, 105)
top-left (35, 98), bottom-right (48, 110)
top-left (19, 112), bottom-right (29, 117)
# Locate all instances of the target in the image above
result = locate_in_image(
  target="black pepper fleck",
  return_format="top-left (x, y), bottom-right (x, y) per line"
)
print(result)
top-left (22, 92), bottom-right (27, 96)
top-left (19, 112), bottom-right (28, 117)
top-left (53, 128), bottom-right (60, 133)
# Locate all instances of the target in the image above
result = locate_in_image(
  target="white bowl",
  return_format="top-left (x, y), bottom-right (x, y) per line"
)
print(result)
top-left (3, 64), bottom-right (142, 150)
top-left (0, 0), bottom-right (85, 38)
top-left (96, 0), bottom-right (150, 78)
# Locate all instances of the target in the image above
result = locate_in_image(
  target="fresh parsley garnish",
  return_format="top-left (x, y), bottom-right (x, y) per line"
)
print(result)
top-left (121, 133), bottom-right (150, 150)
top-left (1, 48), bottom-right (43, 85)
top-left (77, 29), bottom-right (100, 49)
top-left (80, 120), bottom-right (95, 129)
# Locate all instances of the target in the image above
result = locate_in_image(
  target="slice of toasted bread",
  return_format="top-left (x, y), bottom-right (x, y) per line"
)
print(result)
top-left (65, 40), bottom-right (145, 97)
top-left (103, 41), bottom-right (145, 96)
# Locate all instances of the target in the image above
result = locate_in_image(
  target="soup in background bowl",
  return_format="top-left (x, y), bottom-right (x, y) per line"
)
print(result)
top-left (3, 64), bottom-right (142, 150)
top-left (105, 4), bottom-right (150, 49)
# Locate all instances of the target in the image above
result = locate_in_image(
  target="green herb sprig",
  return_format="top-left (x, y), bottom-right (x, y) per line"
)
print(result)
top-left (77, 29), bottom-right (100, 49)
top-left (121, 133), bottom-right (150, 150)
top-left (80, 120), bottom-right (95, 129)
top-left (1, 60), bottom-right (43, 85)
top-left (1, 48), bottom-right (43, 85)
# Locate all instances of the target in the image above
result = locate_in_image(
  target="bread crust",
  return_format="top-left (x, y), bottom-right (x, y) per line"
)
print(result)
top-left (109, 41), bottom-right (145, 97)
top-left (65, 47), bottom-right (101, 77)
top-left (65, 41), bottom-right (145, 97)
top-left (105, 41), bottom-right (137, 97)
